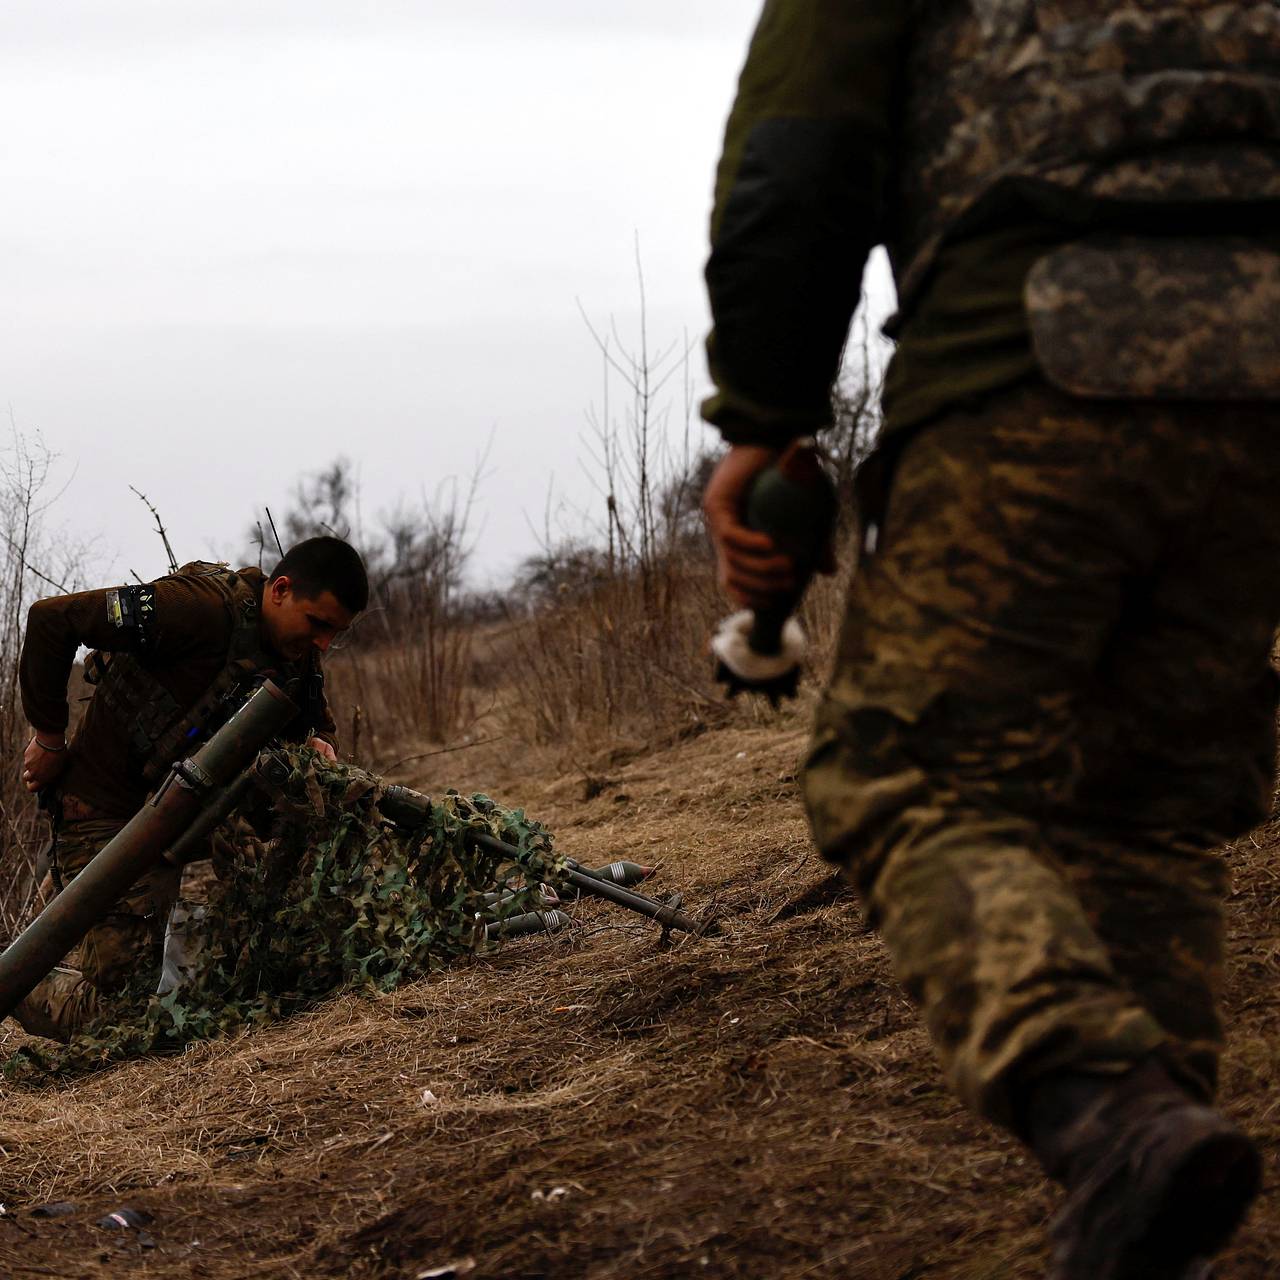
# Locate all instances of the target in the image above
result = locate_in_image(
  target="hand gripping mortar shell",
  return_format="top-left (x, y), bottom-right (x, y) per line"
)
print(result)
top-left (711, 439), bottom-right (838, 703)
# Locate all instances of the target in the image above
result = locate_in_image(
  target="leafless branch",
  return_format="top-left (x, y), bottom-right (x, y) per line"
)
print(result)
top-left (0, 525), bottom-right (74, 596)
top-left (128, 485), bottom-right (179, 574)
top-left (265, 506), bottom-right (286, 557)
top-left (376, 735), bottom-right (507, 777)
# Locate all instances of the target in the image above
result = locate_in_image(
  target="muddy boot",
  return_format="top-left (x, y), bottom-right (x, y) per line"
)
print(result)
top-left (1024, 1061), bottom-right (1260, 1280)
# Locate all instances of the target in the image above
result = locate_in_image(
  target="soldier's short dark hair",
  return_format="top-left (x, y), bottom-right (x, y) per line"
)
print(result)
top-left (269, 536), bottom-right (369, 615)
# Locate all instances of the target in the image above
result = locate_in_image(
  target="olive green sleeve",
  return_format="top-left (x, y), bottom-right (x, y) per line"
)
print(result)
top-left (19, 591), bottom-right (109, 734)
top-left (703, 0), bottom-right (908, 445)
top-left (18, 577), bottom-right (227, 734)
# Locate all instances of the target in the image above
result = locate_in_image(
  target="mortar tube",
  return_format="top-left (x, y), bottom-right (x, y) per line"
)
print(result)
top-left (0, 681), bottom-right (298, 1023)
top-left (379, 784), bottom-right (431, 829)
top-left (161, 768), bottom-right (256, 868)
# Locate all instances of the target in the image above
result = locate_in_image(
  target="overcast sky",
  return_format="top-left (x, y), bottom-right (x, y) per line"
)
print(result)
top-left (0, 1), bottom-right (894, 589)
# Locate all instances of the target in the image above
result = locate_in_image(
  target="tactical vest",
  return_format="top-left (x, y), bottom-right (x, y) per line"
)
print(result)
top-left (86, 563), bottom-right (277, 786)
top-left (895, 1), bottom-right (1280, 313)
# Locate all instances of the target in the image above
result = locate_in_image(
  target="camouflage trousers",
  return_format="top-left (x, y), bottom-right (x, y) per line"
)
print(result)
top-left (14, 811), bottom-right (181, 1042)
top-left (803, 381), bottom-right (1280, 1130)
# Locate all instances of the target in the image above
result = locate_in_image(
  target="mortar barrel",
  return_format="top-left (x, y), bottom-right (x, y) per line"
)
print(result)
top-left (0, 682), bottom-right (297, 1023)
top-left (379, 784), bottom-right (432, 829)
top-left (162, 768), bottom-right (256, 868)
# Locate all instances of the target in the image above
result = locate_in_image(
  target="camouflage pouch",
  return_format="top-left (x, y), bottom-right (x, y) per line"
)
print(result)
top-left (1024, 236), bottom-right (1280, 400)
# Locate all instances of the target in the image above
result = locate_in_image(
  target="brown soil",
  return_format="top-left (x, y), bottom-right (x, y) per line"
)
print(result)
top-left (1, 715), bottom-right (1278, 1279)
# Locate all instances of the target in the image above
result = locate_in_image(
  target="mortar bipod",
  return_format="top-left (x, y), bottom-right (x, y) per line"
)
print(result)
top-left (466, 831), bottom-right (706, 938)
top-left (378, 782), bottom-right (710, 939)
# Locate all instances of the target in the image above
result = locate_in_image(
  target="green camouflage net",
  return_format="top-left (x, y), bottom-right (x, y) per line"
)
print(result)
top-left (6, 747), bottom-right (563, 1079)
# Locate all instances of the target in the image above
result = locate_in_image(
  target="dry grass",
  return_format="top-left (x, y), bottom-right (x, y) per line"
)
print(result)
top-left (322, 549), bottom-right (832, 783)
top-left (1, 716), bottom-right (1278, 1278)
top-left (495, 559), bottom-right (732, 751)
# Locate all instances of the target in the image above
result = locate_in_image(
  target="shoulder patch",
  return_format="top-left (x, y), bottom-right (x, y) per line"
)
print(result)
top-left (105, 584), bottom-right (157, 651)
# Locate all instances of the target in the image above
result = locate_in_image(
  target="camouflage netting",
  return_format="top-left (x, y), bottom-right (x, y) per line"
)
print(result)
top-left (6, 746), bottom-right (563, 1079)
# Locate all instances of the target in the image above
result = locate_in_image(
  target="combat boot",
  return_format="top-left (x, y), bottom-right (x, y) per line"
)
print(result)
top-left (1023, 1060), bottom-right (1260, 1280)
top-left (8, 966), bottom-right (89, 1042)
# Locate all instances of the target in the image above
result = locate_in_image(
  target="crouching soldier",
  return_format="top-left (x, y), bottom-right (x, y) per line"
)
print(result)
top-left (12, 535), bottom-right (368, 1040)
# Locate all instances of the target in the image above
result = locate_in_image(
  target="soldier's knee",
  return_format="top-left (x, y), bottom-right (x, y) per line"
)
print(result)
top-left (79, 914), bottom-right (163, 992)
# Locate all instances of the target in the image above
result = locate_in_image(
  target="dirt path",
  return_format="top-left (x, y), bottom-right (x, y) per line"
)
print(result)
top-left (1, 721), bottom-right (1278, 1278)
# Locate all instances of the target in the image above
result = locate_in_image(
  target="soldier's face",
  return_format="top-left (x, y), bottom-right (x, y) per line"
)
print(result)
top-left (262, 577), bottom-right (354, 661)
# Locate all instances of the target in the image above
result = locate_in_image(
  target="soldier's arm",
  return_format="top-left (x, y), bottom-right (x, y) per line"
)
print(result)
top-left (703, 0), bottom-right (907, 446)
top-left (18, 583), bottom-right (157, 790)
top-left (19, 576), bottom-right (221, 739)
top-left (20, 586), bottom-right (147, 739)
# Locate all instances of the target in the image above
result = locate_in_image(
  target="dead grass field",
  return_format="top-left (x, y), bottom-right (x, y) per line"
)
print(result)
top-left (1, 711), bottom-right (1278, 1279)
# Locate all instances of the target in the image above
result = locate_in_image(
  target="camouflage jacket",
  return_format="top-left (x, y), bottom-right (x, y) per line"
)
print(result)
top-left (703, 0), bottom-right (1280, 445)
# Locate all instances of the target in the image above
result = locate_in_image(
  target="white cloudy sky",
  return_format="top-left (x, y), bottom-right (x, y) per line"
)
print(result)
top-left (0, 1), bottom-right (894, 588)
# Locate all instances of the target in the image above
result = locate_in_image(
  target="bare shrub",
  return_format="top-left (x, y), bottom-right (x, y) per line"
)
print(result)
top-left (503, 557), bottom-right (728, 748)
top-left (499, 259), bottom-right (729, 750)
top-left (0, 426), bottom-right (88, 935)
top-left (498, 261), bottom-right (893, 755)
top-left (805, 336), bottom-right (886, 678)
top-left (247, 458), bottom-right (358, 567)
top-left (827, 350), bottom-right (884, 519)
top-left (263, 457), bottom-right (486, 760)
top-left (364, 480), bottom-right (478, 747)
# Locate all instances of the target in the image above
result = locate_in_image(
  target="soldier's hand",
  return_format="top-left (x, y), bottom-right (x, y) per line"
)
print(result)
top-left (22, 732), bottom-right (68, 794)
top-left (308, 737), bottom-right (337, 763)
top-left (703, 444), bottom-right (797, 609)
